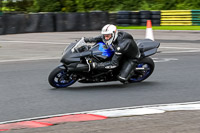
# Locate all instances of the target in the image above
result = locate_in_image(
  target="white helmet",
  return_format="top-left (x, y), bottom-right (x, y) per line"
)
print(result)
top-left (101, 24), bottom-right (118, 45)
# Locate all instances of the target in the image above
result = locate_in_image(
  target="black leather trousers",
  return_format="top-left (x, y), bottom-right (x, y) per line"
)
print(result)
top-left (117, 59), bottom-right (137, 82)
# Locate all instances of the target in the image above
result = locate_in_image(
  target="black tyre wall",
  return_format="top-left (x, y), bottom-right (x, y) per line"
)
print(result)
top-left (26, 13), bottom-right (56, 33)
top-left (25, 14), bottom-right (41, 33)
top-left (78, 12), bottom-right (90, 31)
top-left (131, 12), bottom-right (140, 25)
top-left (0, 16), bottom-right (5, 35)
top-left (4, 14), bottom-right (20, 34)
top-left (151, 11), bottom-right (161, 26)
top-left (89, 11), bottom-right (109, 30)
top-left (109, 13), bottom-right (117, 25)
top-left (39, 13), bottom-right (55, 32)
top-left (117, 11), bottom-right (132, 26)
top-left (65, 13), bottom-right (80, 31)
top-left (17, 14), bottom-right (27, 33)
top-left (140, 11), bottom-right (151, 26)
top-left (54, 13), bottom-right (66, 32)
top-left (4, 14), bottom-right (27, 34)
top-left (0, 10), bottom-right (161, 34)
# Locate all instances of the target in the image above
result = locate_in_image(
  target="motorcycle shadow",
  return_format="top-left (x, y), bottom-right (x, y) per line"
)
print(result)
top-left (50, 81), bottom-right (158, 91)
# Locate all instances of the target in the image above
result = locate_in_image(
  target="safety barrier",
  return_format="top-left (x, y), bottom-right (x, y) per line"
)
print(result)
top-left (89, 11), bottom-right (109, 31)
top-left (3, 14), bottom-right (28, 34)
top-left (116, 10), bottom-right (161, 26)
top-left (191, 10), bottom-right (200, 26)
top-left (0, 16), bottom-right (5, 34)
top-left (160, 10), bottom-right (200, 26)
top-left (0, 10), bottom-right (199, 35)
top-left (0, 11), bottom-right (109, 35)
top-left (109, 12), bottom-right (117, 25)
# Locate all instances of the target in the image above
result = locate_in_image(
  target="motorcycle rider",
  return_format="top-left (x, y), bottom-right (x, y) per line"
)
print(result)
top-left (84, 24), bottom-right (140, 83)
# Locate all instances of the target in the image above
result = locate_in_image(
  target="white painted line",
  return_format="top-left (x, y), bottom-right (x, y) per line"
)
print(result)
top-left (0, 40), bottom-right (70, 45)
top-left (159, 47), bottom-right (200, 53)
top-left (151, 104), bottom-right (200, 111)
top-left (153, 58), bottom-right (178, 62)
top-left (162, 49), bottom-right (200, 53)
top-left (90, 102), bottom-right (200, 117)
top-left (160, 46), bottom-right (200, 50)
top-left (0, 57), bottom-right (60, 63)
top-left (91, 108), bottom-right (165, 117)
top-left (0, 57), bottom-right (178, 63)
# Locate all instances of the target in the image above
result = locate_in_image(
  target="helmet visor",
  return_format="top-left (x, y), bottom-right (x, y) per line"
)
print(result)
top-left (103, 34), bottom-right (112, 41)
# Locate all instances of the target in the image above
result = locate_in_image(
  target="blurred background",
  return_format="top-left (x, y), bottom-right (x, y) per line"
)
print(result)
top-left (1, 0), bottom-right (200, 13)
top-left (0, 0), bottom-right (200, 35)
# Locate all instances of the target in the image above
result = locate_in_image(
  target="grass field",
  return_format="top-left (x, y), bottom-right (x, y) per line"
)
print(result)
top-left (117, 26), bottom-right (200, 30)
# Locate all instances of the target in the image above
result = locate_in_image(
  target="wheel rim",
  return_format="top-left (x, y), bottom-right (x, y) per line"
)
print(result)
top-left (53, 70), bottom-right (75, 87)
top-left (130, 63), bottom-right (151, 82)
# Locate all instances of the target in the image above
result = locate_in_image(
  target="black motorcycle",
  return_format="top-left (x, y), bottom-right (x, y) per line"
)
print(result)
top-left (48, 37), bottom-right (160, 88)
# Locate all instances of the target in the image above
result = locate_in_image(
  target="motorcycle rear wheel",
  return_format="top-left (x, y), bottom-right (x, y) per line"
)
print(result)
top-left (129, 57), bottom-right (155, 83)
top-left (48, 67), bottom-right (76, 88)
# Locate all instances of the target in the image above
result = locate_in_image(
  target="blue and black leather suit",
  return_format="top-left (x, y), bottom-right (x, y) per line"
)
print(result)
top-left (84, 31), bottom-right (140, 82)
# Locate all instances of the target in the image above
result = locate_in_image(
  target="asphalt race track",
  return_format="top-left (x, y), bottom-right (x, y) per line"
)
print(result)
top-left (0, 30), bottom-right (200, 123)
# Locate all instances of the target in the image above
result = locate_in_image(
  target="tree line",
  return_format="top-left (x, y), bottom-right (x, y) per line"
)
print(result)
top-left (1, 0), bottom-right (200, 12)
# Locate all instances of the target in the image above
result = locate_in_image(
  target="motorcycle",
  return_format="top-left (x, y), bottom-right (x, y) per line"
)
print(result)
top-left (48, 37), bottom-right (160, 88)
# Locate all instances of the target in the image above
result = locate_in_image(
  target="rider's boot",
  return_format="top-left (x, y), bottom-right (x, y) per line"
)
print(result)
top-left (118, 59), bottom-right (137, 84)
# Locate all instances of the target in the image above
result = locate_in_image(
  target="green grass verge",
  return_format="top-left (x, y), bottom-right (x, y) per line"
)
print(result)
top-left (117, 26), bottom-right (200, 30)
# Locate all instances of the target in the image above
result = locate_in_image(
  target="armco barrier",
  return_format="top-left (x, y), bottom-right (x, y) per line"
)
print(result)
top-left (192, 10), bottom-right (200, 26)
top-left (161, 10), bottom-right (192, 25)
top-left (160, 10), bottom-right (200, 26)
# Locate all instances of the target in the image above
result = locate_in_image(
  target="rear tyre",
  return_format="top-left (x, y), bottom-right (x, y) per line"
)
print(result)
top-left (48, 67), bottom-right (76, 88)
top-left (129, 57), bottom-right (154, 83)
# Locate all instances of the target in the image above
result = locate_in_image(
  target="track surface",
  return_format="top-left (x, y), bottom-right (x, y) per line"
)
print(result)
top-left (0, 30), bottom-right (200, 122)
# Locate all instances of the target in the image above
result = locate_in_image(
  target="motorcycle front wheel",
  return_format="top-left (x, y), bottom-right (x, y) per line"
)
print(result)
top-left (129, 57), bottom-right (155, 83)
top-left (48, 67), bottom-right (76, 88)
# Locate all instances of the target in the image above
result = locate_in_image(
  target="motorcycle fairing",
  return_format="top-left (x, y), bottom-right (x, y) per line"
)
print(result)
top-left (136, 39), bottom-right (160, 57)
top-left (91, 42), bottom-right (114, 60)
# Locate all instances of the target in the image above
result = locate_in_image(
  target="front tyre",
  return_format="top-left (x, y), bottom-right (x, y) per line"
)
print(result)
top-left (48, 67), bottom-right (76, 88)
top-left (129, 57), bottom-right (155, 83)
